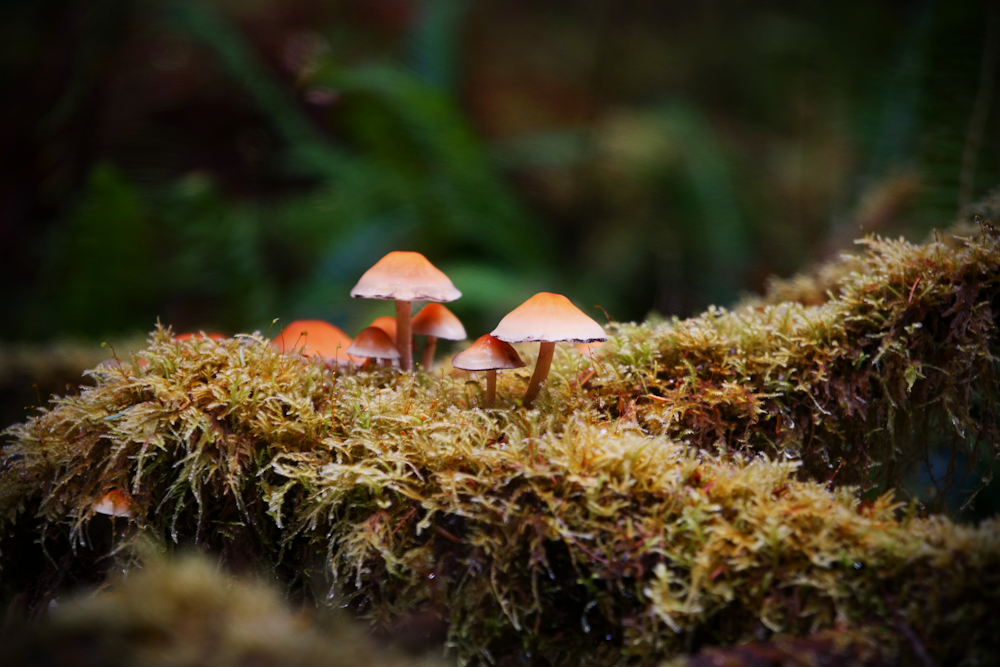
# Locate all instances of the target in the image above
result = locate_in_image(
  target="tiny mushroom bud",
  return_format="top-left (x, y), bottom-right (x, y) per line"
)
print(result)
top-left (412, 303), bottom-right (467, 369)
top-left (94, 490), bottom-right (132, 518)
top-left (350, 251), bottom-right (461, 372)
top-left (492, 292), bottom-right (607, 408)
top-left (272, 319), bottom-right (360, 369)
top-left (452, 334), bottom-right (524, 409)
top-left (346, 326), bottom-right (401, 369)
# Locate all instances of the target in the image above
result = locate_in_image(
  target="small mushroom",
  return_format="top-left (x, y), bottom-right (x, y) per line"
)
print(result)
top-left (94, 490), bottom-right (132, 518)
top-left (574, 341), bottom-right (604, 355)
top-left (272, 319), bottom-right (360, 369)
top-left (346, 326), bottom-right (401, 369)
top-left (368, 316), bottom-right (398, 343)
top-left (350, 252), bottom-right (461, 372)
top-left (412, 303), bottom-right (467, 369)
top-left (452, 334), bottom-right (524, 408)
top-left (174, 332), bottom-right (226, 342)
top-left (492, 292), bottom-right (607, 407)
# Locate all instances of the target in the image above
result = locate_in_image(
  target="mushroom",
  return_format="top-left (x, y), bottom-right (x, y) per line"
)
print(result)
top-left (368, 316), bottom-right (398, 343)
top-left (491, 292), bottom-right (608, 408)
top-left (346, 326), bottom-right (401, 369)
top-left (94, 490), bottom-right (132, 518)
top-left (350, 251), bottom-right (461, 372)
top-left (452, 334), bottom-right (524, 408)
top-left (174, 332), bottom-right (226, 342)
top-left (272, 319), bottom-right (360, 369)
top-left (574, 341), bottom-right (604, 355)
top-left (412, 303), bottom-right (467, 369)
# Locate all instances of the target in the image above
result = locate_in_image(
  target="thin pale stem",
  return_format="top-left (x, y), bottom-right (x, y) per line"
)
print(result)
top-left (396, 300), bottom-right (413, 372)
top-left (486, 370), bottom-right (497, 409)
top-left (523, 341), bottom-right (556, 408)
top-left (421, 336), bottom-right (438, 369)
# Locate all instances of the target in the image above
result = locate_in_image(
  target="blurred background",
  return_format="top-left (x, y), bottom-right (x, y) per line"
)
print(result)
top-left (1, 1), bottom-right (999, 417)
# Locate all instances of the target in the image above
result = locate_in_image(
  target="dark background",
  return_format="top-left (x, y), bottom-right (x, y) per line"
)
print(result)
top-left (3, 0), bottom-right (999, 343)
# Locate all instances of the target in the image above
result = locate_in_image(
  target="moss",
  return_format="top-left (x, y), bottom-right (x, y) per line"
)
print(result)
top-left (595, 225), bottom-right (1000, 499)
top-left (0, 548), bottom-right (435, 667)
top-left (1, 225), bottom-right (999, 666)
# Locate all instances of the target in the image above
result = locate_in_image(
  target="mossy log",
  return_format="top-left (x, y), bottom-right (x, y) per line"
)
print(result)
top-left (1, 227), bottom-right (999, 666)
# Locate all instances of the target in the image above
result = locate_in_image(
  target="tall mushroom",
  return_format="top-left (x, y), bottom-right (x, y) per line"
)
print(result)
top-left (492, 292), bottom-right (607, 408)
top-left (272, 319), bottom-right (360, 369)
top-left (452, 334), bottom-right (524, 409)
top-left (412, 303), bottom-right (467, 369)
top-left (346, 326), bottom-right (401, 369)
top-left (350, 252), bottom-right (461, 372)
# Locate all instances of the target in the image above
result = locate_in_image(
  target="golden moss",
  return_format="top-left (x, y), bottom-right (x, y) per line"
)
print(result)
top-left (595, 227), bottom-right (1000, 499)
top-left (2, 226), bottom-right (999, 666)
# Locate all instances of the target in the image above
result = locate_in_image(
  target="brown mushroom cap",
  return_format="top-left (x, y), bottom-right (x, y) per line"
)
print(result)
top-left (412, 303), bottom-right (467, 340)
top-left (346, 326), bottom-right (401, 360)
top-left (272, 320), bottom-right (360, 366)
top-left (491, 292), bottom-right (608, 344)
top-left (369, 316), bottom-right (398, 343)
top-left (452, 334), bottom-right (525, 371)
top-left (350, 251), bottom-right (461, 302)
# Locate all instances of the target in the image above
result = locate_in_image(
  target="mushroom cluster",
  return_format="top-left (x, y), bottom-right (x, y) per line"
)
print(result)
top-left (350, 251), bottom-right (461, 372)
top-left (264, 251), bottom-right (607, 411)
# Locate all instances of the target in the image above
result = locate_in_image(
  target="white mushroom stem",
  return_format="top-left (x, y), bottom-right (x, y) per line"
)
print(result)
top-left (523, 341), bottom-right (556, 408)
top-left (396, 300), bottom-right (413, 372)
top-left (421, 336), bottom-right (438, 369)
top-left (485, 369), bottom-right (497, 409)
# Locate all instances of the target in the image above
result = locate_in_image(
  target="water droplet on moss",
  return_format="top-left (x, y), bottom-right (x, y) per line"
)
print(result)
top-left (854, 562), bottom-right (862, 569)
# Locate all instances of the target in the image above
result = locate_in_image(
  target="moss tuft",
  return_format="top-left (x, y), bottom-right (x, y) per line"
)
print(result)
top-left (0, 548), bottom-right (434, 667)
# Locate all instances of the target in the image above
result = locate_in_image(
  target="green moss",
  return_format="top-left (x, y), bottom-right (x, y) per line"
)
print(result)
top-left (1, 225), bottom-right (999, 666)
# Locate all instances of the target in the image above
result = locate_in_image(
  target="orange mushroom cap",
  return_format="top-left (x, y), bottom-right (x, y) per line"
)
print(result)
top-left (350, 251), bottom-right (461, 302)
top-left (369, 316), bottom-right (398, 343)
top-left (272, 320), bottom-right (360, 366)
top-left (346, 326), bottom-right (401, 360)
top-left (492, 292), bottom-right (608, 344)
top-left (94, 490), bottom-right (132, 518)
top-left (412, 303), bottom-right (467, 340)
top-left (452, 334), bottom-right (525, 371)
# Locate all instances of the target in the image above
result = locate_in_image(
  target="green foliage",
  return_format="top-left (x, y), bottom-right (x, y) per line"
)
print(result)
top-left (34, 165), bottom-right (158, 337)
top-left (3, 226), bottom-right (999, 665)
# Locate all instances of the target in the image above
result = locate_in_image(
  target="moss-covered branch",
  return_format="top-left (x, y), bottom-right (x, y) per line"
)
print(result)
top-left (2, 226), bottom-right (999, 665)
